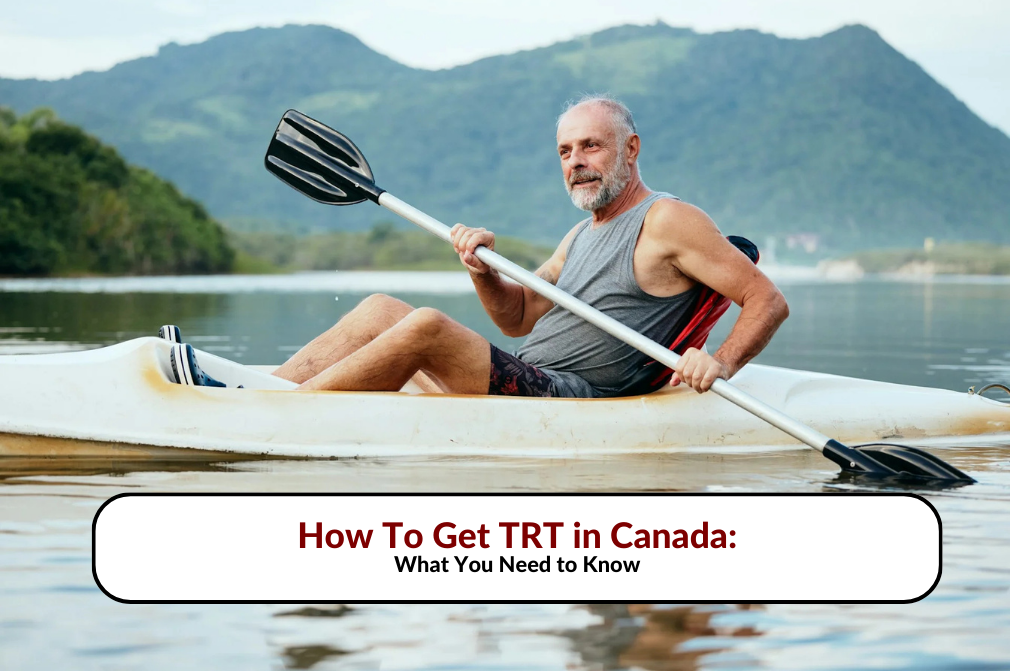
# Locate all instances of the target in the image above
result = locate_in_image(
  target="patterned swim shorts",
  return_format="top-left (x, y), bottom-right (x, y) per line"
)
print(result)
top-left (488, 345), bottom-right (558, 397)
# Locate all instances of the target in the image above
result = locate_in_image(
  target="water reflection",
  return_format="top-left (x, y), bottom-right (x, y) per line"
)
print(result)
top-left (0, 292), bottom-right (229, 340)
top-left (277, 606), bottom-right (355, 618)
top-left (0, 434), bottom-right (278, 481)
top-left (263, 603), bottom-right (767, 671)
top-left (0, 454), bottom-right (262, 482)
top-left (564, 604), bottom-right (762, 671)
top-left (0, 290), bottom-right (525, 362)
top-left (0, 450), bottom-right (837, 493)
top-left (281, 645), bottom-right (350, 670)
top-left (274, 607), bottom-right (356, 670)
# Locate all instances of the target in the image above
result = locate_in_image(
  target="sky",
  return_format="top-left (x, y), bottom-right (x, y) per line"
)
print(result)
top-left (1, 0), bottom-right (1008, 134)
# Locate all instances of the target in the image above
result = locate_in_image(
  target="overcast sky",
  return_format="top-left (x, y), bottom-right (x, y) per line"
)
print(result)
top-left (1, 0), bottom-right (1008, 134)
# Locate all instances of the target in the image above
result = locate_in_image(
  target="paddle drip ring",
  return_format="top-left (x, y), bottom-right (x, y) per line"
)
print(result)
top-left (968, 383), bottom-right (1010, 403)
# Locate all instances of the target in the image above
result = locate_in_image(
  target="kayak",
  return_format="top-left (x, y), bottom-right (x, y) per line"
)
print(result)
top-left (1, 337), bottom-right (1007, 458)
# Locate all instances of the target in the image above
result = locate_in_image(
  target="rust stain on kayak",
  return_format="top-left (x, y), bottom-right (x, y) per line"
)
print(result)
top-left (0, 432), bottom-right (252, 460)
top-left (946, 413), bottom-right (1010, 437)
top-left (0, 434), bottom-right (281, 480)
top-left (142, 357), bottom-right (176, 390)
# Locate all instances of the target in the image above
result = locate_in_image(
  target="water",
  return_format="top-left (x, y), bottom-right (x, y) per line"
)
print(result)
top-left (1, 272), bottom-right (1009, 670)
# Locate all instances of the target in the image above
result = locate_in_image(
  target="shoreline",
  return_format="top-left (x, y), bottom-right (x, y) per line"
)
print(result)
top-left (2, 266), bottom-right (1010, 294)
top-left (841, 243), bottom-right (1010, 277)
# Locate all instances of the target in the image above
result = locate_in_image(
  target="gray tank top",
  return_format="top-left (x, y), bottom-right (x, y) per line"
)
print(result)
top-left (517, 192), bottom-right (702, 398)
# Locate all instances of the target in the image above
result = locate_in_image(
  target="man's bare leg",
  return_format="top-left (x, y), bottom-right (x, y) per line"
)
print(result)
top-left (407, 370), bottom-right (444, 393)
top-left (299, 307), bottom-right (491, 394)
top-left (273, 294), bottom-right (414, 384)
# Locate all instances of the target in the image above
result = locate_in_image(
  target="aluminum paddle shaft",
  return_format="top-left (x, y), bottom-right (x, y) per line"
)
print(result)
top-left (378, 193), bottom-right (832, 453)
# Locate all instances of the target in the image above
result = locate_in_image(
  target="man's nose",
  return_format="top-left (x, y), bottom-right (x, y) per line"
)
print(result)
top-left (566, 147), bottom-right (587, 169)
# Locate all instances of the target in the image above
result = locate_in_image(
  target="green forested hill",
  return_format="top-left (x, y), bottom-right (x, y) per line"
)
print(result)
top-left (2, 22), bottom-right (1008, 249)
top-left (0, 108), bottom-right (233, 275)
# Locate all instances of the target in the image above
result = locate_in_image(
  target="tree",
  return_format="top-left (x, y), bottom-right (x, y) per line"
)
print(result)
top-left (0, 108), bottom-right (234, 276)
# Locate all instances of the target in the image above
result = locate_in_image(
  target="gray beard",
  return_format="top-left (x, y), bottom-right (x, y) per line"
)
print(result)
top-left (566, 154), bottom-right (633, 212)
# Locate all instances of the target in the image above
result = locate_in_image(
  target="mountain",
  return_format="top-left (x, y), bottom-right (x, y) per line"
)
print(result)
top-left (2, 22), bottom-right (1008, 249)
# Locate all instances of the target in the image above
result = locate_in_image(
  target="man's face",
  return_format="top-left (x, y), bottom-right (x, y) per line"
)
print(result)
top-left (556, 105), bottom-right (633, 212)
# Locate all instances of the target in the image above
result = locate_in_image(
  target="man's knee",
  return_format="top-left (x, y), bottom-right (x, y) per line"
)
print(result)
top-left (358, 292), bottom-right (402, 309)
top-left (401, 307), bottom-right (452, 341)
top-left (352, 293), bottom-right (413, 319)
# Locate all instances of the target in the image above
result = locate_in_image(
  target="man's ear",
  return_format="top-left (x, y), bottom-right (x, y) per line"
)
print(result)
top-left (626, 134), bottom-right (641, 163)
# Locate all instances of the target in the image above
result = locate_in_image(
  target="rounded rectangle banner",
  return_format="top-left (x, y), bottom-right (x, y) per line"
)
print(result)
top-left (93, 493), bottom-right (940, 603)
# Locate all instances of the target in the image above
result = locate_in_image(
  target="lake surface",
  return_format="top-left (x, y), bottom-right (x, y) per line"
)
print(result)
top-left (1, 272), bottom-right (1009, 670)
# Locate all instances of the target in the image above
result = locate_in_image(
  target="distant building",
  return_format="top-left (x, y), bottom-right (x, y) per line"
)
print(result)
top-left (785, 233), bottom-right (821, 254)
top-left (763, 236), bottom-right (778, 265)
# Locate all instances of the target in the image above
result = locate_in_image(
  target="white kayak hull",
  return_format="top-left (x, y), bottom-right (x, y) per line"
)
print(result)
top-left (0, 338), bottom-right (1007, 458)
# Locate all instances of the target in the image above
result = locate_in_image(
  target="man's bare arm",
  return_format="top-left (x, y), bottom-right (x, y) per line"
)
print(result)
top-left (710, 283), bottom-right (788, 375)
top-left (451, 223), bottom-right (581, 337)
top-left (643, 200), bottom-right (789, 390)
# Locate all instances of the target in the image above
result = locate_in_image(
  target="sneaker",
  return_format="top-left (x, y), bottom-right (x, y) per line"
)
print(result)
top-left (158, 325), bottom-right (182, 343)
top-left (169, 343), bottom-right (227, 388)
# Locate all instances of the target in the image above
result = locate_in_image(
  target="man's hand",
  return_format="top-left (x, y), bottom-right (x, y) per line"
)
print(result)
top-left (671, 347), bottom-right (733, 393)
top-left (451, 224), bottom-right (495, 274)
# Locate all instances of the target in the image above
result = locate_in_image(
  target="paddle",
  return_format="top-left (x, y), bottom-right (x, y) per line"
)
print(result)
top-left (265, 109), bottom-right (975, 484)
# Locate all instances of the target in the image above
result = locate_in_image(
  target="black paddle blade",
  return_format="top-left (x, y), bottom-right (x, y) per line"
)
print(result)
top-left (265, 109), bottom-right (384, 206)
top-left (822, 439), bottom-right (976, 484)
top-left (854, 444), bottom-right (976, 483)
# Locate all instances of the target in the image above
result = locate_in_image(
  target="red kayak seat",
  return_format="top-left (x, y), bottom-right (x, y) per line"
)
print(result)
top-left (617, 235), bottom-right (760, 397)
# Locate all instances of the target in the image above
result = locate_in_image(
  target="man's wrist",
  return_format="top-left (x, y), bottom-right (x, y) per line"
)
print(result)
top-left (470, 267), bottom-right (500, 283)
top-left (712, 352), bottom-right (738, 378)
top-left (472, 266), bottom-right (500, 278)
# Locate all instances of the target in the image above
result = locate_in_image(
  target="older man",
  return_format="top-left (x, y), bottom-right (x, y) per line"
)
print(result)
top-left (268, 95), bottom-right (788, 396)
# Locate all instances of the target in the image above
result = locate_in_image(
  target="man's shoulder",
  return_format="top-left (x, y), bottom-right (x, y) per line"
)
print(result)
top-left (644, 197), bottom-right (719, 237)
top-left (647, 194), bottom-right (700, 218)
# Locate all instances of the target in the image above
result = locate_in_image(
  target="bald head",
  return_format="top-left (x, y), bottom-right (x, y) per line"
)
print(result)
top-left (557, 95), bottom-right (637, 145)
